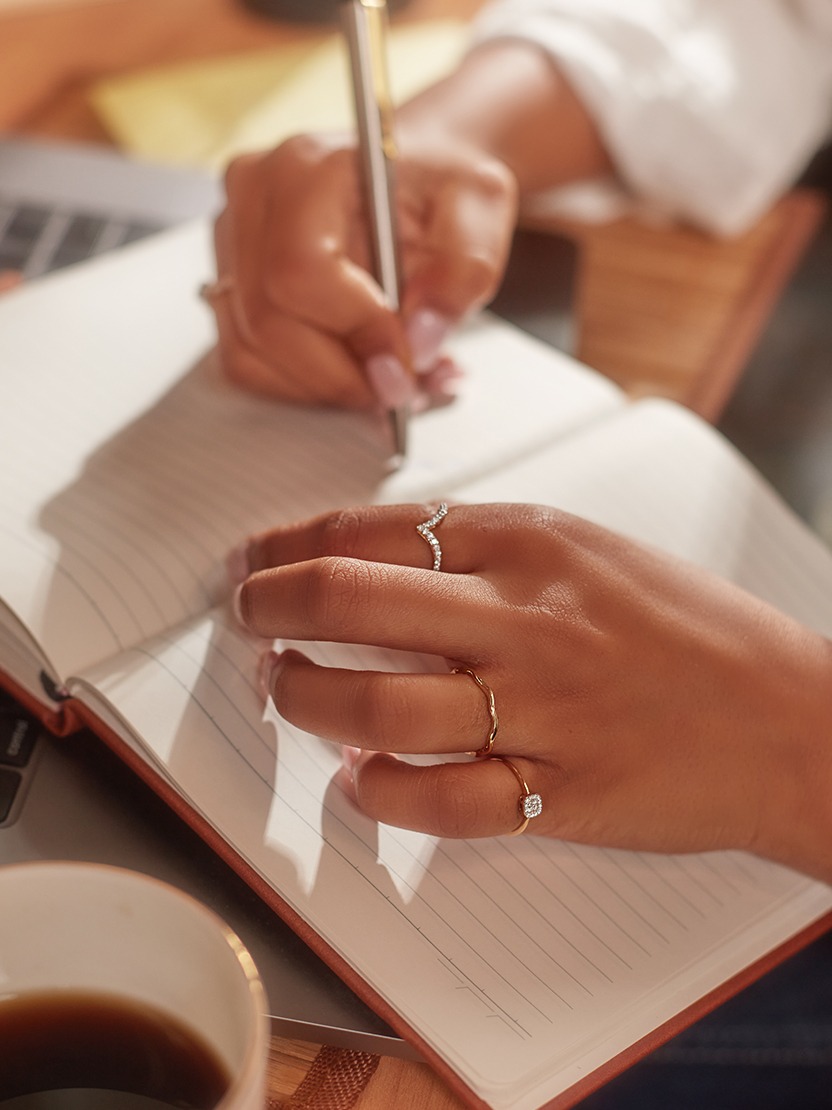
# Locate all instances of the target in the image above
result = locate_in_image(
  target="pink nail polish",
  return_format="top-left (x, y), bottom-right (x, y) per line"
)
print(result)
top-left (232, 583), bottom-right (246, 626)
top-left (366, 353), bottom-right (416, 408)
top-left (424, 356), bottom-right (464, 399)
top-left (258, 649), bottom-right (281, 698)
top-left (226, 542), bottom-right (250, 586)
top-left (406, 308), bottom-right (452, 373)
top-left (342, 745), bottom-right (362, 773)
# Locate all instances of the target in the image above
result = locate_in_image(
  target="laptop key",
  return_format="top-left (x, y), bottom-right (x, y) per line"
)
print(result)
top-left (0, 203), bottom-right (52, 270)
top-left (49, 212), bottom-right (110, 269)
top-left (0, 699), bottom-right (39, 767)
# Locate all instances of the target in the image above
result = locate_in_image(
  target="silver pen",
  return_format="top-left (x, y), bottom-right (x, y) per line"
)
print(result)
top-left (340, 0), bottom-right (408, 461)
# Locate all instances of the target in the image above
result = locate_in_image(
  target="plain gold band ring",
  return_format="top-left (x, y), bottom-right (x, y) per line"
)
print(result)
top-left (453, 667), bottom-right (498, 757)
top-left (489, 756), bottom-right (543, 835)
top-left (199, 277), bottom-right (235, 300)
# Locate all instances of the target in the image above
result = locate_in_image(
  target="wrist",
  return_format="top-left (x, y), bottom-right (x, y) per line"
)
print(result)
top-left (396, 41), bottom-right (612, 195)
top-left (753, 634), bottom-right (832, 883)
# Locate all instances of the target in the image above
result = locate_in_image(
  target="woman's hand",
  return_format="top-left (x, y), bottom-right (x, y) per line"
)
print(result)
top-left (231, 502), bottom-right (832, 880)
top-left (208, 134), bottom-right (517, 409)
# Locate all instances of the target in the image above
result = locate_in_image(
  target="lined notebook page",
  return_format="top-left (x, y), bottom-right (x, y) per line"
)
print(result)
top-left (76, 398), bottom-right (832, 1110)
top-left (0, 220), bottom-right (620, 689)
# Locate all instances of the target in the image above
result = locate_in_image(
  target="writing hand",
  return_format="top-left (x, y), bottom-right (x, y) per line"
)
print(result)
top-left (208, 134), bottom-right (516, 409)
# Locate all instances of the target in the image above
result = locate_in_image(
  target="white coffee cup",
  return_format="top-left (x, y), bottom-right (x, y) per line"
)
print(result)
top-left (0, 861), bottom-right (270, 1109)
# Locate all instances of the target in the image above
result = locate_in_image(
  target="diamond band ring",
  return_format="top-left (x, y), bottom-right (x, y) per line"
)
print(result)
top-left (490, 756), bottom-right (542, 835)
top-left (416, 502), bottom-right (448, 571)
top-left (453, 667), bottom-right (499, 757)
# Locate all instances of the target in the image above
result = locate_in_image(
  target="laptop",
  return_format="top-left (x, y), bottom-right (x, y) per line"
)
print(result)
top-left (0, 134), bottom-right (576, 1056)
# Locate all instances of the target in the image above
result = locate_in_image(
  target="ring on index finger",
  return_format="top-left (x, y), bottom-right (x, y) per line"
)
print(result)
top-left (199, 277), bottom-right (235, 301)
top-left (416, 502), bottom-right (448, 571)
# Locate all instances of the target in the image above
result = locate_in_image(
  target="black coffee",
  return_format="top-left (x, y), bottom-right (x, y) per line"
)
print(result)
top-left (0, 991), bottom-right (231, 1109)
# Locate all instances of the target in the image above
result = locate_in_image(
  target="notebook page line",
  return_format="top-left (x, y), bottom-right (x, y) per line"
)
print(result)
top-left (78, 602), bottom-right (818, 1098)
top-left (81, 622), bottom-right (559, 1040)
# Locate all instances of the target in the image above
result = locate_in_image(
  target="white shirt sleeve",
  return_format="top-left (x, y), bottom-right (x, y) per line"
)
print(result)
top-left (470, 0), bottom-right (832, 234)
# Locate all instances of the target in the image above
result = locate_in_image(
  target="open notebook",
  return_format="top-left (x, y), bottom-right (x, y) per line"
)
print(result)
top-left (1, 220), bottom-right (832, 1110)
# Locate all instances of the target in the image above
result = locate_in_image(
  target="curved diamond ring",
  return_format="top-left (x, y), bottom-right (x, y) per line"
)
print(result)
top-left (416, 502), bottom-right (448, 571)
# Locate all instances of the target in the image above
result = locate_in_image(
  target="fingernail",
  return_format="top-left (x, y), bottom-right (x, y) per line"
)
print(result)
top-left (366, 353), bottom-right (416, 408)
top-left (342, 745), bottom-right (362, 773)
top-left (232, 583), bottom-right (246, 626)
top-left (226, 542), bottom-right (250, 586)
top-left (258, 649), bottom-right (282, 698)
top-left (424, 356), bottom-right (465, 399)
top-left (406, 308), bottom-right (452, 373)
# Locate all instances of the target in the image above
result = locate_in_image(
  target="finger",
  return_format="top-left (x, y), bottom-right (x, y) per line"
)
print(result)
top-left (207, 283), bottom-right (309, 403)
top-left (267, 649), bottom-right (496, 756)
top-left (238, 503), bottom-right (499, 581)
top-left (220, 144), bottom-right (411, 373)
top-left (402, 158), bottom-right (516, 320)
top-left (345, 751), bottom-right (543, 839)
top-left (208, 277), bottom-right (376, 407)
top-left (237, 555), bottom-right (484, 658)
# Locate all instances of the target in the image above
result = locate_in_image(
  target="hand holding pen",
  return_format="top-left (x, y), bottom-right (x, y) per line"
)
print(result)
top-left (208, 59), bottom-right (516, 416)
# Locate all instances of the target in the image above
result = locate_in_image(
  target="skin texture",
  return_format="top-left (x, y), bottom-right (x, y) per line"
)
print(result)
top-left (232, 503), bottom-right (832, 884)
top-left (212, 37), bottom-right (832, 885)
top-left (208, 41), bottom-right (611, 407)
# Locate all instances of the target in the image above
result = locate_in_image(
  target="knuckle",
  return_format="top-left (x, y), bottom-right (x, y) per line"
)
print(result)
top-left (352, 674), bottom-right (415, 748)
top-left (475, 158), bottom-right (517, 205)
top-left (457, 254), bottom-right (500, 304)
top-left (319, 508), bottom-right (369, 559)
top-left (304, 555), bottom-right (375, 632)
top-left (431, 768), bottom-right (483, 839)
top-left (222, 152), bottom-right (261, 198)
top-left (268, 132), bottom-right (340, 173)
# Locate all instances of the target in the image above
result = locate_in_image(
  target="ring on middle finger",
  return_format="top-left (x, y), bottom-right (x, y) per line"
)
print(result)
top-left (453, 666), bottom-right (499, 757)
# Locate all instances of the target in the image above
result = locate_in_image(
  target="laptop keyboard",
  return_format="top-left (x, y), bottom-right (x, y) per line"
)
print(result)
top-left (0, 690), bottom-right (41, 827)
top-left (0, 200), bottom-right (162, 279)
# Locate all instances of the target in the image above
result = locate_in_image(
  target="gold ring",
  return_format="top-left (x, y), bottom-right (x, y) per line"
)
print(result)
top-left (489, 756), bottom-right (542, 835)
top-left (453, 666), bottom-right (498, 757)
top-left (199, 277), bottom-right (234, 300)
top-left (416, 503), bottom-right (448, 571)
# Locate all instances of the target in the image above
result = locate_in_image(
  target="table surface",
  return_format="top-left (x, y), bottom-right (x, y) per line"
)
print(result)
top-left (1, 2), bottom-right (826, 1106)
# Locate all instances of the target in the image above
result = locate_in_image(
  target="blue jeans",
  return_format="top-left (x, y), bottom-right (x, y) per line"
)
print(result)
top-left (577, 931), bottom-right (832, 1109)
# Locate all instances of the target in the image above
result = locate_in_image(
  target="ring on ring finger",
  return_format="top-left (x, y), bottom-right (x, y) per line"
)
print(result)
top-left (489, 756), bottom-right (543, 835)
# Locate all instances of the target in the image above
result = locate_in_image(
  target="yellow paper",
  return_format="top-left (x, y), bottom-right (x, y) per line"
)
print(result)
top-left (90, 43), bottom-right (319, 169)
top-left (90, 20), bottom-right (469, 172)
